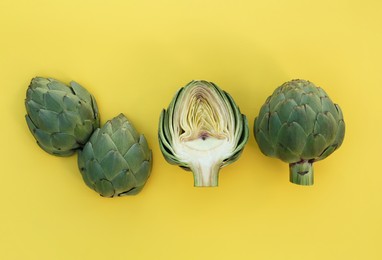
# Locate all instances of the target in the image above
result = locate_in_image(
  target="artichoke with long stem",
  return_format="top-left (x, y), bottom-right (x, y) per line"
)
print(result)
top-left (159, 80), bottom-right (249, 187)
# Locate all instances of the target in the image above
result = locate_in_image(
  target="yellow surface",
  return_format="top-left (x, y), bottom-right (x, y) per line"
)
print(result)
top-left (1, 0), bottom-right (381, 259)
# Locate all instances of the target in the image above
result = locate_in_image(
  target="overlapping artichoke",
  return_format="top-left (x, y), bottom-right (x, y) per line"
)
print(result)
top-left (254, 79), bottom-right (345, 185)
top-left (159, 80), bottom-right (249, 187)
top-left (25, 77), bottom-right (100, 156)
top-left (78, 114), bottom-right (152, 197)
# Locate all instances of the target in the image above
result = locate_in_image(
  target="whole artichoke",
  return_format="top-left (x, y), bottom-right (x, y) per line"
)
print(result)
top-left (254, 79), bottom-right (345, 185)
top-left (25, 77), bottom-right (100, 156)
top-left (159, 80), bottom-right (249, 187)
top-left (78, 114), bottom-right (152, 197)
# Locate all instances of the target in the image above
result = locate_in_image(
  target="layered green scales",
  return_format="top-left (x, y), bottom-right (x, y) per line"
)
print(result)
top-left (25, 77), bottom-right (100, 156)
top-left (78, 114), bottom-right (152, 197)
top-left (254, 79), bottom-right (345, 185)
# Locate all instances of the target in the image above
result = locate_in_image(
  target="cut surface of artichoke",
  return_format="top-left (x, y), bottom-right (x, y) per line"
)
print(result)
top-left (173, 85), bottom-right (236, 186)
top-left (159, 80), bottom-right (249, 187)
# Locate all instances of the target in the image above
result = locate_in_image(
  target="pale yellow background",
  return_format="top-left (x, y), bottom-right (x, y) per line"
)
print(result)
top-left (1, 0), bottom-right (381, 259)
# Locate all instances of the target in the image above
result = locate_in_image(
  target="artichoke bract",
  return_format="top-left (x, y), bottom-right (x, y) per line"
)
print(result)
top-left (78, 114), bottom-right (152, 197)
top-left (25, 77), bottom-right (100, 156)
top-left (254, 79), bottom-right (345, 185)
top-left (159, 80), bottom-right (249, 187)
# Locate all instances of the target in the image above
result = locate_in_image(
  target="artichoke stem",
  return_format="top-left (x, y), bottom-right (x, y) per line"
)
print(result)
top-left (192, 163), bottom-right (220, 187)
top-left (289, 161), bottom-right (314, 186)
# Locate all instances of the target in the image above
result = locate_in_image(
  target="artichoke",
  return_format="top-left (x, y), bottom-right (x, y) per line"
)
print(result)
top-left (254, 79), bottom-right (345, 185)
top-left (25, 77), bottom-right (100, 156)
top-left (78, 114), bottom-right (152, 197)
top-left (159, 80), bottom-right (249, 187)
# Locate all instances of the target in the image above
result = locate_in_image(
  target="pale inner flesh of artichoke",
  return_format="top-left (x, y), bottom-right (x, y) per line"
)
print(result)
top-left (172, 85), bottom-right (236, 186)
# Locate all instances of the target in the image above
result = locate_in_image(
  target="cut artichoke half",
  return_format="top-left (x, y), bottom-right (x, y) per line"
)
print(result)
top-left (159, 80), bottom-right (249, 187)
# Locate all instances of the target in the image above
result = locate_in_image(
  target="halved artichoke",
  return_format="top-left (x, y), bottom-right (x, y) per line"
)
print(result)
top-left (254, 79), bottom-right (345, 185)
top-left (159, 80), bottom-right (249, 187)
top-left (25, 77), bottom-right (100, 156)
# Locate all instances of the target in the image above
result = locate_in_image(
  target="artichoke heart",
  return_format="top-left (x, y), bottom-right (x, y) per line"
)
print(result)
top-left (254, 79), bottom-right (345, 186)
top-left (159, 80), bottom-right (249, 187)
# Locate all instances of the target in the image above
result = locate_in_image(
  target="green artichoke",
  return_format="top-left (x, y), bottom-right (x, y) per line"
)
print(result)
top-left (25, 77), bottom-right (100, 156)
top-left (159, 80), bottom-right (249, 187)
top-left (254, 79), bottom-right (345, 185)
top-left (78, 114), bottom-right (152, 197)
